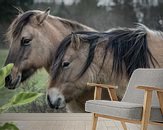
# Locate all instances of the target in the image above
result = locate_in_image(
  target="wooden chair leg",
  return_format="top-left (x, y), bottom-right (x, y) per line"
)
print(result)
top-left (108, 88), bottom-right (127, 129)
top-left (157, 91), bottom-right (163, 115)
top-left (108, 88), bottom-right (118, 101)
top-left (141, 90), bottom-right (152, 130)
top-left (121, 121), bottom-right (127, 130)
top-left (92, 113), bottom-right (98, 130)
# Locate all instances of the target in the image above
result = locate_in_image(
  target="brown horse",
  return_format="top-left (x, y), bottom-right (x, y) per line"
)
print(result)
top-left (48, 24), bottom-right (163, 112)
top-left (4, 8), bottom-right (95, 89)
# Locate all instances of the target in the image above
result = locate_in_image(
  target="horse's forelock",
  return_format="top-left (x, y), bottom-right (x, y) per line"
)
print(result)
top-left (51, 34), bottom-right (72, 80)
top-left (6, 11), bottom-right (36, 42)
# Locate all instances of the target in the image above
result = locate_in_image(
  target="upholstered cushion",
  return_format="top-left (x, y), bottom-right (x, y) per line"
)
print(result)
top-left (85, 100), bottom-right (163, 122)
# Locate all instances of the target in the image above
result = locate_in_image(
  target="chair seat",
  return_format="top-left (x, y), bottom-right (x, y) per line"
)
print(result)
top-left (85, 100), bottom-right (163, 123)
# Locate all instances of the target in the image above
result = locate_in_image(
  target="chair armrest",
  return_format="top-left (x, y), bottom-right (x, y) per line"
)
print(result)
top-left (87, 82), bottom-right (118, 101)
top-left (87, 83), bottom-right (118, 89)
top-left (137, 86), bottom-right (163, 92)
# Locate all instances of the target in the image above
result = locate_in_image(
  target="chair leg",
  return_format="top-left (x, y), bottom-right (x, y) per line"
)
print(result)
top-left (141, 90), bottom-right (152, 130)
top-left (141, 123), bottom-right (148, 130)
top-left (121, 121), bottom-right (127, 130)
top-left (92, 113), bottom-right (98, 130)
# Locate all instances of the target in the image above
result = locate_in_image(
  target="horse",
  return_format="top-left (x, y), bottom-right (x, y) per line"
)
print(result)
top-left (47, 24), bottom-right (163, 112)
top-left (4, 8), bottom-right (95, 89)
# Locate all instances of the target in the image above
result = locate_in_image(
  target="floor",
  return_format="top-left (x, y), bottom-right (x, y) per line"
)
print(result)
top-left (0, 113), bottom-right (139, 130)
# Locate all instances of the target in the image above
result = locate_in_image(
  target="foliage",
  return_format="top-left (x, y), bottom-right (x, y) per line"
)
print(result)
top-left (0, 64), bottom-right (13, 87)
top-left (0, 64), bottom-right (44, 129)
top-left (0, 92), bottom-right (43, 113)
top-left (0, 50), bottom-right (58, 113)
top-left (0, 123), bottom-right (19, 130)
top-left (0, 64), bottom-right (44, 113)
top-left (0, 0), bottom-right (33, 22)
top-left (0, 50), bottom-right (8, 68)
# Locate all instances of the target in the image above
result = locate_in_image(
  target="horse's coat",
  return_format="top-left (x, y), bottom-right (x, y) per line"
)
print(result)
top-left (48, 24), bottom-right (163, 112)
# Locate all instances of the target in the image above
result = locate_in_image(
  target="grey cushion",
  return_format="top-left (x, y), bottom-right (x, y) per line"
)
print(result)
top-left (85, 100), bottom-right (163, 122)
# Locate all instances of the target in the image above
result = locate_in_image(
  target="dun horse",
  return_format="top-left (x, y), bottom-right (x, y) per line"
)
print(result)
top-left (4, 9), bottom-right (95, 89)
top-left (48, 24), bottom-right (163, 112)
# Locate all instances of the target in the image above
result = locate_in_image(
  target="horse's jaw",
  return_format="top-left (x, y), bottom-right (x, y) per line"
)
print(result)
top-left (21, 68), bottom-right (36, 82)
top-left (66, 99), bottom-right (85, 113)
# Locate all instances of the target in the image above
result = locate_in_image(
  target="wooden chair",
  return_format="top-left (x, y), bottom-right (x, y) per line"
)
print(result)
top-left (85, 69), bottom-right (163, 130)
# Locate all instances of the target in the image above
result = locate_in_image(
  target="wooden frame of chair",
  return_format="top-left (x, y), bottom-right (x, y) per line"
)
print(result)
top-left (87, 83), bottom-right (163, 130)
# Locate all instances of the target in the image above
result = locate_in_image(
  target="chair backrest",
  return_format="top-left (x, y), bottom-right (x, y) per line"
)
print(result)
top-left (122, 69), bottom-right (163, 107)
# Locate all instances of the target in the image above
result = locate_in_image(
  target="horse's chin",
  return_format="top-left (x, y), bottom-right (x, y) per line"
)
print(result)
top-left (48, 102), bottom-right (66, 110)
top-left (65, 97), bottom-right (73, 103)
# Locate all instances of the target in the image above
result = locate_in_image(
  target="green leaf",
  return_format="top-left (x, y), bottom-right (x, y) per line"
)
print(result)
top-left (0, 123), bottom-right (19, 130)
top-left (11, 92), bottom-right (44, 107)
top-left (0, 92), bottom-right (43, 113)
top-left (0, 88), bottom-right (19, 113)
top-left (0, 103), bottom-right (11, 113)
top-left (0, 64), bottom-right (14, 87)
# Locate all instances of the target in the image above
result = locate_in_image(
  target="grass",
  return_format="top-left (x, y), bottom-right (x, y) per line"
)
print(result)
top-left (0, 49), bottom-right (8, 68)
top-left (0, 49), bottom-right (61, 112)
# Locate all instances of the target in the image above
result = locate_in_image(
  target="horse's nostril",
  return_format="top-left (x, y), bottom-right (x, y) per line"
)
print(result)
top-left (47, 95), bottom-right (52, 105)
top-left (5, 75), bottom-right (12, 82)
top-left (47, 95), bottom-right (62, 109)
top-left (47, 95), bottom-right (55, 109)
top-left (5, 75), bottom-right (12, 87)
top-left (47, 95), bottom-right (50, 102)
top-left (54, 98), bottom-right (61, 109)
top-left (57, 97), bottom-right (61, 102)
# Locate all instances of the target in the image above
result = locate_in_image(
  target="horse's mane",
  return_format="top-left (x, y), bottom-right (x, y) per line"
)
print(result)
top-left (6, 10), bottom-right (88, 42)
top-left (57, 18), bottom-right (87, 31)
top-left (51, 24), bottom-right (159, 80)
top-left (6, 11), bottom-right (36, 41)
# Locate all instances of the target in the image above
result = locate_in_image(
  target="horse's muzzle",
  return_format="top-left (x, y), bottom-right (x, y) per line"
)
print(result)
top-left (5, 74), bottom-right (21, 89)
top-left (47, 95), bottom-right (65, 109)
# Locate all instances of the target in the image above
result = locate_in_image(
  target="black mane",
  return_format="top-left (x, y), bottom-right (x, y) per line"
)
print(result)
top-left (51, 25), bottom-right (158, 80)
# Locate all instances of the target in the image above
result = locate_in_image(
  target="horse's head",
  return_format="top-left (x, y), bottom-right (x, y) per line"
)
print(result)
top-left (47, 32), bottom-right (101, 109)
top-left (5, 8), bottom-right (54, 89)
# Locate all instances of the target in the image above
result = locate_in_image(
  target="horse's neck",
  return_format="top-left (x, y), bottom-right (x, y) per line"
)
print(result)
top-left (147, 30), bottom-right (163, 67)
top-left (48, 15), bottom-right (96, 34)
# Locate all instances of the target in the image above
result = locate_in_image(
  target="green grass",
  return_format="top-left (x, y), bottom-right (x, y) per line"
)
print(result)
top-left (0, 49), bottom-right (8, 67)
top-left (0, 49), bottom-right (56, 112)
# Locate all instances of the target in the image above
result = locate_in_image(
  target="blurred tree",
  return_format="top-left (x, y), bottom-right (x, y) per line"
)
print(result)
top-left (0, 0), bottom-right (33, 22)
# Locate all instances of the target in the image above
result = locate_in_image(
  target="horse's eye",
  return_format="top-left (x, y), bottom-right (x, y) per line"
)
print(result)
top-left (62, 61), bottom-right (70, 68)
top-left (21, 37), bottom-right (31, 46)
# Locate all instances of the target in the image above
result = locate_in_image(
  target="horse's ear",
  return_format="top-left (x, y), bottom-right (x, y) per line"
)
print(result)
top-left (13, 6), bottom-right (24, 14)
top-left (71, 33), bottom-right (81, 50)
top-left (36, 8), bottom-right (50, 24)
